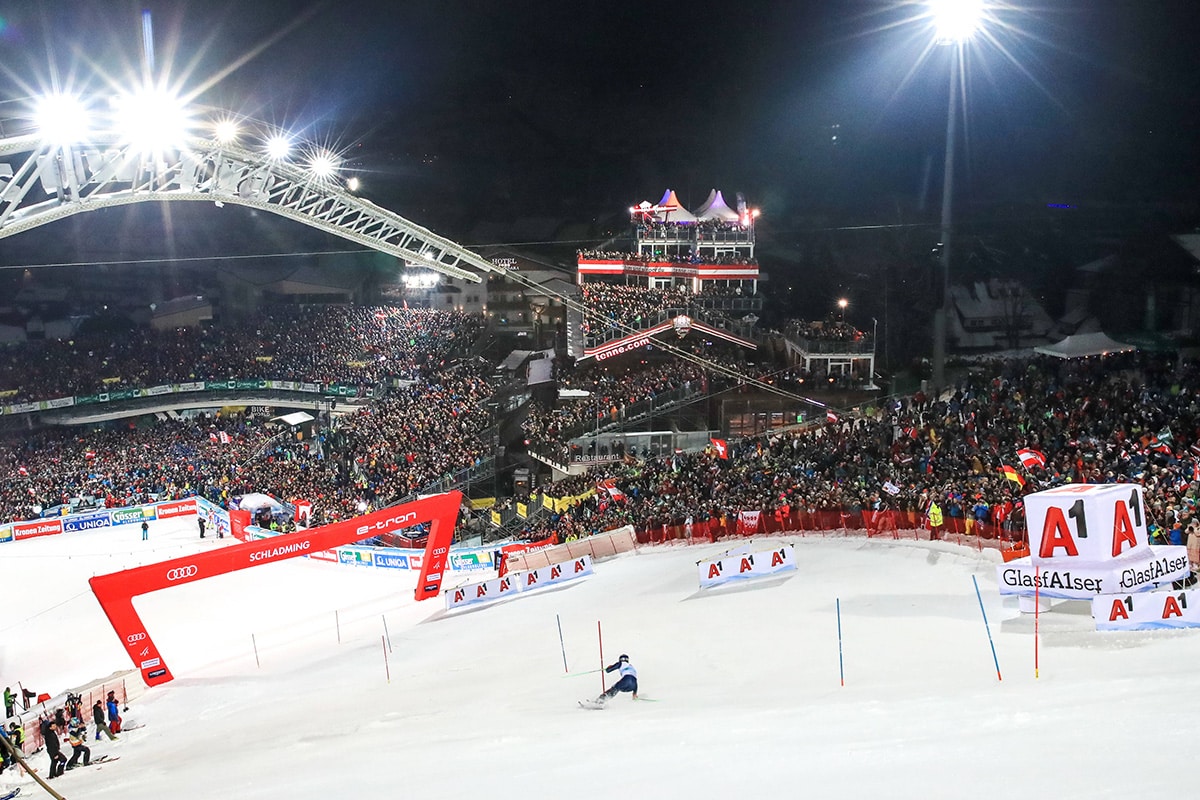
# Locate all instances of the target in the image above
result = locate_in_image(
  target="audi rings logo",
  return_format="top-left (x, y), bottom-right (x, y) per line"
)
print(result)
top-left (166, 565), bottom-right (198, 581)
top-left (126, 633), bottom-right (147, 644)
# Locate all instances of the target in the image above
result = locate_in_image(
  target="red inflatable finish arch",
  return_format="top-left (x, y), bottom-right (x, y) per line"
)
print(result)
top-left (89, 491), bottom-right (461, 687)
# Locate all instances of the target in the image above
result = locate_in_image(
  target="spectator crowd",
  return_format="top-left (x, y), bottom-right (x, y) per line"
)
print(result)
top-left (0, 306), bottom-right (483, 404)
top-left (0, 308), bottom-right (493, 526)
top-left (521, 352), bottom-right (1200, 549)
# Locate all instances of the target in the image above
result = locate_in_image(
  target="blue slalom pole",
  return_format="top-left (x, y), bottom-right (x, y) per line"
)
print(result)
top-left (973, 575), bottom-right (1002, 681)
top-left (836, 598), bottom-right (845, 687)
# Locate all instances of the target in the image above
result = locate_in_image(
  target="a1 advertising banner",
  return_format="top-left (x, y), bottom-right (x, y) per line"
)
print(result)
top-left (698, 544), bottom-right (797, 589)
top-left (110, 506), bottom-right (156, 526)
top-left (63, 511), bottom-right (113, 533)
top-left (14, 518), bottom-right (63, 540)
top-left (1093, 589), bottom-right (1200, 631)
top-left (444, 556), bottom-right (593, 611)
top-left (445, 574), bottom-right (523, 610)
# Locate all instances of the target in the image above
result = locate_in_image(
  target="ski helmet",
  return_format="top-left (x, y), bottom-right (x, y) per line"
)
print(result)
top-left (619, 654), bottom-right (629, 662)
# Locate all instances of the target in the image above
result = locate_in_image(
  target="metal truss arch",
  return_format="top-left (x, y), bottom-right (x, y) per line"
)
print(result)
top-left (0, 133), bottom-right (497, 282)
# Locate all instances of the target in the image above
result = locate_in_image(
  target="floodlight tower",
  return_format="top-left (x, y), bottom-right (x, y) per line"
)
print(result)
top-left (929, 0), bottom-right (983, 391)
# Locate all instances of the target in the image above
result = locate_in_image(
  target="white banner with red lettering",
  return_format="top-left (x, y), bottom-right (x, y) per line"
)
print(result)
top-left (697, 544), bottom-right (796, 589)
top-left (445, 555), bottom-right (594, 610)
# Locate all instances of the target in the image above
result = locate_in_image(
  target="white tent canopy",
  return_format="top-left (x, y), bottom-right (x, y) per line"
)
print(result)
top-left (270, 411), bottom-right (315, 427)
top-left (1033, 332), bottom-right (1136, 359)
top-left (231, 492), bottom-right (284, 513)
top-left (695, 189), bottom-right (739, 222)
top-left (654, 189), bottom-right (697, 223)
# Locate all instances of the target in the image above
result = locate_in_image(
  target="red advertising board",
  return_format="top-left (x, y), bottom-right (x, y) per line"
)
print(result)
top-left (14, 518), bottom-right (63, 540)
top-left (89, 492), bottom-right (461, 687)
top-left (156, 499), bottom-right (196, 519)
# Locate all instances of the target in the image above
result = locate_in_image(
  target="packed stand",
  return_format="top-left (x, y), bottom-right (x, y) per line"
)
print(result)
top-left (0, 306), bottom-right (483, 404)
top-left (529, 352), bottom-right (1200, 547)
top-left (0, 309), bottom-right (494, 525)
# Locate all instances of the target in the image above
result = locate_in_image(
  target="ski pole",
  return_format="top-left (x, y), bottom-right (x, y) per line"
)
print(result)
top-left (561, 669), bottom-right (602, 678)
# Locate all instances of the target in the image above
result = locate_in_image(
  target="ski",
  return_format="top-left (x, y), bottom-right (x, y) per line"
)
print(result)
top-left (119, 723), bottom-right (145, 731)
top-left (577, 700), bottom-right (606, 710)
top-left (86, 755), bottom-right (120, 766)
top-left (1, 787), bottom-right (21, 800)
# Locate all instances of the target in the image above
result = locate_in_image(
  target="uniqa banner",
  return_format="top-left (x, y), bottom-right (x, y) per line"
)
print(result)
top-left (697, 544), bottom-right (797, 589)
top-left (1093, 588), bottom-right (1200, 630)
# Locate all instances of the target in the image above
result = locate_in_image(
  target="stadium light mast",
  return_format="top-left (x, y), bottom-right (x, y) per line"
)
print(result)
top-left (930, 0), bottom-right (983, 391)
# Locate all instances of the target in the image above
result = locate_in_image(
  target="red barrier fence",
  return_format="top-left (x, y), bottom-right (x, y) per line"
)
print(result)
top-left (8, 677), bottom-right (130, 756)
top-left (634, 508), bottom-right (1028, 553)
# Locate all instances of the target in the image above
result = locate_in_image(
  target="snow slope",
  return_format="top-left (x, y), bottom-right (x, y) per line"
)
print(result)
top-left (2, 518), bottom-right (1198, 799)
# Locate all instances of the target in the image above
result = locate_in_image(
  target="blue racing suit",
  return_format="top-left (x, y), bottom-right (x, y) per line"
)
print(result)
top-left (602, 659), bottom-right (638, 698)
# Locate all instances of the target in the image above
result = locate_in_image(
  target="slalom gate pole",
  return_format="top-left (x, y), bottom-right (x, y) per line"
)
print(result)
top-left (0, 736), bottom-right (66, 800)
top-left (836, 598), bottom-right (845, 687)
top-left (597, 620), bottom-right (606, 695)
top-left (252, 634), bottom-right (261, 668)
top-left (336, 610), bottom-right (341, 643)
top-left (383, 614), bottom-right (392, 653)
top-left (383, 636), bottom-right (391, 683)
top-left (1035, 566), bottom-right (1040, 679)
top-left (557, 613), bottom-right (569, 673)
top-left (972, 575), bottom-right (1002, 681)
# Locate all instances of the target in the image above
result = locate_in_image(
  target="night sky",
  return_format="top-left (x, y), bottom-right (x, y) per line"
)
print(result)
top-left (2, 0), bottom-right (1200, 250)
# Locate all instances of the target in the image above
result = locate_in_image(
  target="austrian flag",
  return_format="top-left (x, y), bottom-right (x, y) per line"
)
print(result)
top-left (826, 410), bottom-right (839, 424)
top-left (1016, 448), bottom-right (1046, 470)
top-left (597, 479), bottom-right (625, 502)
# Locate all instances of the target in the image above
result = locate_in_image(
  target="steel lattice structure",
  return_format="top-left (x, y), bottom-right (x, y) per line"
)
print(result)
top-left (0, 133), bottom-right (497, 282)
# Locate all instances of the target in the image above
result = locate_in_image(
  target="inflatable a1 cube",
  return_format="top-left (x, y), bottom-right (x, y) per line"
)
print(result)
top-left (998, 483), bottom-right (1188, 600)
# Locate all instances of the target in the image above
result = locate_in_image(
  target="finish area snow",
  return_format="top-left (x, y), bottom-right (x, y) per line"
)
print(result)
top-left (4, 519), bottom-right (1200, 799)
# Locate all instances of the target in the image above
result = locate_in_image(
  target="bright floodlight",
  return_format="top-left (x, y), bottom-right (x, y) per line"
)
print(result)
top-left (213, 119), bottom-right (239, 143)
top-left (930, 0), bottom-right (983, 44)
top-left (34, 93), bottom-right (89, 144)
top-left (346, 176), bottom-right (360, 192)
top-left (308, 151), bottom-right (338, 179)
top-left (265, 135), bottom-right (292, 160)
top-left (112, 87), bottom-right (191, 153)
